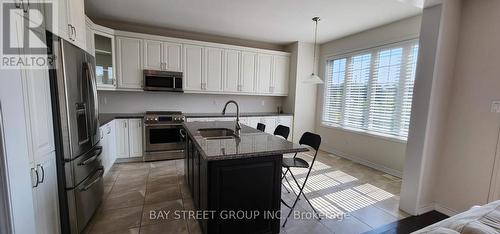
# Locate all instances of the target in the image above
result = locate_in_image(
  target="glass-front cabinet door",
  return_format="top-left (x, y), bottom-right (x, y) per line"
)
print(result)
top-left (94, 32), bottom-right (116, 89)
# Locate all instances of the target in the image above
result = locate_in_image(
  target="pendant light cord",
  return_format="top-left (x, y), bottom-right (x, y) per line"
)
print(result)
top-left (312, 17), bottom-right (319, 75)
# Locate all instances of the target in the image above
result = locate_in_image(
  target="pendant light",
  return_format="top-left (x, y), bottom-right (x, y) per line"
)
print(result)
top-left (303, 16), bottom-right (324, 84)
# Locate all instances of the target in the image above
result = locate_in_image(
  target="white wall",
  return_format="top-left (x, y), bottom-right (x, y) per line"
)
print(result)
top-left (400, 0), bottom-right (462, 215)
top-left (432, 0), bottom-right (500, 213)
top-left (284, 42), bottom-right (318, 143)
top-left (315, 15), bottom-right (422, 176)
top-left (98, 91), bottom-right (284, 114)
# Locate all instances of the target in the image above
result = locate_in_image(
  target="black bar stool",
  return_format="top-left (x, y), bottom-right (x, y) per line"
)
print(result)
top-left (273, 125), bottom-right (290, 140)
top-left (281, 132), bottom-right (322, 227)
top-left (256, 123), bottom-right (266, 132)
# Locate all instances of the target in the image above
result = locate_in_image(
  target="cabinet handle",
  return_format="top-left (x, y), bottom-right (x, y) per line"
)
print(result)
top-left (14, 0), bottom-right (21, 8)
top-left (124, 121), bottom-right (127, 128)
top-left (31, 167), bottom-right (39, 188)
top-left (37, 164), bottom-right (45, 184)
top-left (68, 24), bottom-right (73, 40)
top-left (73, 26), bottom-right (77, 40)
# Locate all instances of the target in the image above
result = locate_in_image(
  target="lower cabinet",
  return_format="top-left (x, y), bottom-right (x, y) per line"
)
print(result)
top-left (99, 121), bottom-right (117, 175)
top-left (115, 118), bottom-right (143, 159)
top-left (184, 136), bottom-right (282, 234)
top-left (31, 152), bottom-right (60, 234)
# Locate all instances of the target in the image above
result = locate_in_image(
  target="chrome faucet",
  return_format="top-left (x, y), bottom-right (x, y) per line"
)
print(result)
top-left (222, 100), bottom-right (241, 137)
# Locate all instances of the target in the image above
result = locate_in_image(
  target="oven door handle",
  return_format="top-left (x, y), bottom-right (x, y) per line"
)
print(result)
top-left (144, 123), bottom-right (183, 128)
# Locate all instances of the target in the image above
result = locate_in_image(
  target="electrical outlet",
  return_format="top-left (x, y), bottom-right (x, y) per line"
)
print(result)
top-left (491, 101), bottom-right (500, 113)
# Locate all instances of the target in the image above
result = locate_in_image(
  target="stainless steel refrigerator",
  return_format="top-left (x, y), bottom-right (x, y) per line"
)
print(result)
top-left (48, 32), bottom-right (104, 234)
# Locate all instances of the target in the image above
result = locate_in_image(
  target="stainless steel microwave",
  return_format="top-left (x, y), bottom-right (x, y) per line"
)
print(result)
top-left (143, 70), bottom-right (183, 92)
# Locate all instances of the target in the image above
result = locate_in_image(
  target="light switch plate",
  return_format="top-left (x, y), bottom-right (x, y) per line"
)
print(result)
top-left (491, 101), bottom-right (500, 113)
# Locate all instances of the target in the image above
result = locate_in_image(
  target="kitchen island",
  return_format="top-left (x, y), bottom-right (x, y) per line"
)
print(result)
top-left (183, 121), bottom-right (308, 234)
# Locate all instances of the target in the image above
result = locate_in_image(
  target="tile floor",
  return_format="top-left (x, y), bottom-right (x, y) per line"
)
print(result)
top-left (84, 151), bottom-right (407, 234)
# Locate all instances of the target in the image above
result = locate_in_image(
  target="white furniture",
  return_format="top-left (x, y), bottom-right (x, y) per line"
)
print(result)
top-left (144, 40), bottom-right (182, 72)
top-left (99, 121), bottom-right (117, 175)
top-left (186, 115), bottom-right (294, 140)
top-left (50, 0), bottom-right (87, 50)
top-left (107, 31), bottom-right (290, 96)
top-left (114, 119), bottom-right (144, 159)
top-left (413, 200), bottom-right (500, 234)
top-left (19, 25), bottom-right (61, 234)
top-left (116, 36), bottom-right (144, 90)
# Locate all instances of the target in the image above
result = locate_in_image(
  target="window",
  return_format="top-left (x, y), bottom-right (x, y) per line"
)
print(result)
top-left (322, 41), bottom-right (419, 140)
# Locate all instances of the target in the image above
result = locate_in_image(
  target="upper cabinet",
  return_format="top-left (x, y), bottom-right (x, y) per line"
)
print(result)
top-left (144, 40), bottom-right (183, 72)
top-left (204, 47), bottom-right (224, 92)
top-left (95, 32), bottom-right (116, 89)
top-left (50, 0), bottom-right (86, 50)
top-left (273, 55), bottom-right (290, 95)
top-left (183, 44), bottom-right (204, 91)
top-left (68, 0), bottom-right (86, 49)
top-left (257, 54), bottom-right (273, 94)
top-left (224, 50), bottom-right (240, 92)
top-left (240, 52), bottom-right (257, 93)
top-left (164, 42), bottom-right (183, 72)
top-left (116, 36), bottom-right (143, 90)
top-left (143, 40), bottom-right (162, 70)
top-left (112, 31), bottom-right (290, 96)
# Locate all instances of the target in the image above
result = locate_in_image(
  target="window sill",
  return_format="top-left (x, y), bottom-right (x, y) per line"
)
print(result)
top-left (319, 123), bottom-right (408, 144)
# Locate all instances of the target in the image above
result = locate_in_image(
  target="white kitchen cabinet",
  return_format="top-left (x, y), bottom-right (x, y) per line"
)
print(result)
top-left (164, 42), bottom-right (183, 72)
top-left (116, 36), bottom-right (143, 89)
top-left (32, 153), bottom-right (60, 234)
top-left (15, 15), bottom-right (60, 234)
top-left (68, 0), bottom-right (86, 49)
top-left (224, 50), bottom-right (240, 92)
top-left (50, 0), bottom-right (86, 49)
top-left (240, 52), bottom-right (257, 93)
top-left (257, 54), bottom-right (273, 94)
top-left (85, 18), bottom-right (95, 55)
top-left (115, 119), bottom-right (130, 158)
top-left (205, 47), bottom-right (224, 92)
top-left (128, 119), bottom-right (143, 157)
top-left (22, 65), bottom-right (55, 164)
top-left (143, 40), bottom-right (163, 70)
top-left (144, 40), bottom-right (183, 72)
top-left (99, 121), bottom-right (116, 175)
top-left (273, 55), bottom-right (290, 95)
top-left (184, 44), bottom-right (204, 91)
top-left (54, 0), bottom-right (69, 41)
top-left (114, 119), bottom-right (143, 158)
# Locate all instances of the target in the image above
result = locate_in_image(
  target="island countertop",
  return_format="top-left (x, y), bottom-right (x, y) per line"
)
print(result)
top-left (183, 121), bottom-right (308, 161)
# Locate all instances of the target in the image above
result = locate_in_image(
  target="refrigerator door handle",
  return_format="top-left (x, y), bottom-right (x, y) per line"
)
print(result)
top-left (83, 62), bottom-right (99, 142)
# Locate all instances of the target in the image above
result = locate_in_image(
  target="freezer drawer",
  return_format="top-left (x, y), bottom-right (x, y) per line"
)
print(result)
top-left (67, 167), bottom-right (104, 234)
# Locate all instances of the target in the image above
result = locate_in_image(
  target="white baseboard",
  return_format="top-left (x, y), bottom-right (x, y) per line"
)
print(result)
top-left (320, 145), bottom-right (403, 178)
top-left (415, 204), bottom-right (436, 215)
top-left (434, 203), bottom-right (458, 216)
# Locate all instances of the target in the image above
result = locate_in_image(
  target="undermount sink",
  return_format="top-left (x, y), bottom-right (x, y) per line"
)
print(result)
top-left (198, 128), bottom-right (236, 139)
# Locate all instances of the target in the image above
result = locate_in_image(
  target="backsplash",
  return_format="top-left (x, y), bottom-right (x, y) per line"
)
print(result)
top-left (98, 91), bottom-right (285, 114)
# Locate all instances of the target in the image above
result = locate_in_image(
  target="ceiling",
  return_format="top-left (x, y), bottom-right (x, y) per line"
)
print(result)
top-left (85, 0), bottom-right (422, 45)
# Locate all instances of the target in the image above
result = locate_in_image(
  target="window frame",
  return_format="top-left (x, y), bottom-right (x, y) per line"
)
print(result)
top-left (320, 39), bottom-right (419, 142)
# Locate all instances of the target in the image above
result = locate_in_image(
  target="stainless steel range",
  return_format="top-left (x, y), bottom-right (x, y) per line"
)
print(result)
top-left (143, 111), bottom-right (185, 161)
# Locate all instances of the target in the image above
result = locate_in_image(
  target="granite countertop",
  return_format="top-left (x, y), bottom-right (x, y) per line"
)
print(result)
top-left (99, 113), bottom-right (144, 126)
top-left (183, 121), bottom-right (308, 161)
top-left (98, 112), bottom-right (294, 126)
top-left (184, 112), bottom-right (293, 118)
